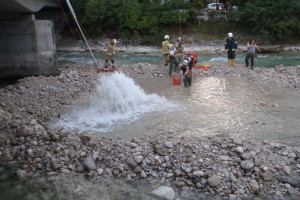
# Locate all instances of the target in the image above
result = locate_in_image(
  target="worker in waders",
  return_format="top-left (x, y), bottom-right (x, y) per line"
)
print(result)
top-left (180, 59), bottom-right (192, 87)
top-left (168, 44), bottom-right (179, 78)
top-left (176, 37), bottom-right (184, 64)
top-left (104, 39), bottom-right (117, 68)
top-left (162, 35), bottom-right (171, 66)
top-left (225, 32), bottom-right (237, 67)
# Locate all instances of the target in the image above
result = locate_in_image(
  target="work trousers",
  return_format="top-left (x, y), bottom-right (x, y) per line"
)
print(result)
top-left (245, 53), bottom-right (255, 69)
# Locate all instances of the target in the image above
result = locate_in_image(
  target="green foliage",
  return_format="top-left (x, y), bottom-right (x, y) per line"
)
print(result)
top-left (71, 0), bottom-right (195, 38)
top-left (232, 0), bottom-right (300, 42)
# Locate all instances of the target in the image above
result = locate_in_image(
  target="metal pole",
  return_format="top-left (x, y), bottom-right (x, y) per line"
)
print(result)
top-left (66, 0), bottom-right (100, 69)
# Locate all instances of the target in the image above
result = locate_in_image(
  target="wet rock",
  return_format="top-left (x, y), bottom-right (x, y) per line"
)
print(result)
top-left (152, 185), bottom-right (175, 200)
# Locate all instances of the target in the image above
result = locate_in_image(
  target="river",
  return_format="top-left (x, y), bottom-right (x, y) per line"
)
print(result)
top-left (57, 51), bottom-right (300, 68)
top-left (54, 72), bottom-right (300, 145)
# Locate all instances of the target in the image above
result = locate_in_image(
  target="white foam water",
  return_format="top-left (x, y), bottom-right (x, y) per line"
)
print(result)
top-left (55, 72), bottom-right (176, 132)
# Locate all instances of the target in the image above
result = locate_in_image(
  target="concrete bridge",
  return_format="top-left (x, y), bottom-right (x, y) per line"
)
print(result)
top-left (0, 0), bottom-right (60, 79)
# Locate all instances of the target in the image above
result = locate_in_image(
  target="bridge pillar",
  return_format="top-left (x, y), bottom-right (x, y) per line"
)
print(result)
top-left (0, 19), bottom-right (59, 79)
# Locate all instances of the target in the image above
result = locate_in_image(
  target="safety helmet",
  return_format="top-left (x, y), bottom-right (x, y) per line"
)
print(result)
top-left (178, 37), bottom-right (181, 41)
top-left (228, 32), bottom-right (233, 37)
top-left (183, 60), bottom-right (188, 65)
top-left (113, 39), bottom-right (117, 44)
top-left (164, 35), bottom-right (169, 40)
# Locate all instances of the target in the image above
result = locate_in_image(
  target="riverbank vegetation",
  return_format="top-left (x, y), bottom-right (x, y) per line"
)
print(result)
top-left (66, 0), bottom-right (300, 44)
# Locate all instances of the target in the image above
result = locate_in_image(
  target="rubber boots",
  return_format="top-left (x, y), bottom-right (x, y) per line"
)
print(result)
top-left (228, 59), bottom-right (235, 67)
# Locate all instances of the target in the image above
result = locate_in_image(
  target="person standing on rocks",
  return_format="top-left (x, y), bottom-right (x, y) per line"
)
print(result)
top-left (104, 38), bottom-right (117, 68)
top-left (245, 38), bottom-right (261, 69)
top-left (225, 32), bottom-right (237, 67)
top-left (162, 35), bottom-right (171, 67)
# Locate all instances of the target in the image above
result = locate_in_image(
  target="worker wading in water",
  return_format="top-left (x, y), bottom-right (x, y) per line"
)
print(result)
top-left (176, 37), bottom-right (184, 64)
top-left (180, 59), bottom-right (193, 87)
top-left (104, 39), bottom-right (117, 68)
top-left (168, 44), bottom-right (179, 78)
top-left (225, 32), bottom-right (237, 67)
top-left (162, 35), bottom-right (171, 66)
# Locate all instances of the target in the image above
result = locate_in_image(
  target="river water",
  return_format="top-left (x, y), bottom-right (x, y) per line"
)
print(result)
top-left (57, 51), bottom-right (300, 68)
top-left (54, 72), bottom-right (300, 145)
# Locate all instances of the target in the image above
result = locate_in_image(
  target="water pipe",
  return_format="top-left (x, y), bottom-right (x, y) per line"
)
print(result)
top-left (65, 0), bottom-right (100, 69)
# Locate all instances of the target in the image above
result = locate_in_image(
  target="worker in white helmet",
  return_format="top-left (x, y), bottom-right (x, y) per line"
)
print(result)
top-left (225, 32), bottom-right (237, 67)
top-left (162, 35), bottom-right (171, 66)
top-left (176, 37), bottom-right (184, 64)
top-left (104, 38), bottom-right (117, 68)
top-left (180, 59), bottom-right (193, 87)
top-left (168, 43), bottom-right (179, 78)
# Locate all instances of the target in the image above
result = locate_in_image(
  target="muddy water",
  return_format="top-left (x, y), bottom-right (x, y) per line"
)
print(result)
top-left (109, 77), bottom-right (300, 145)
top-left (55, 74), bottom-right (300, 145)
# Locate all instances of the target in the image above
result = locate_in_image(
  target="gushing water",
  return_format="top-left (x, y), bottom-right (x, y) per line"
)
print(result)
top-left (55, 72), bottom-right (176, 132)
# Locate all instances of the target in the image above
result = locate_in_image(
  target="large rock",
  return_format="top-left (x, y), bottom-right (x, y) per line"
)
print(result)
top-left (152, 185), bottom-right (175, 200)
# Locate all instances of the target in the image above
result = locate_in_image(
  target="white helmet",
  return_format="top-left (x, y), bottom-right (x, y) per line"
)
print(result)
top-left (228, 32), bottom-right (233, 37)
top-left (164, 35), bottom-right (169, 40)
top-left (183, 60), bottom-right (188, 65)
top-left (113, 39), bottom-right (117, 44)
top-left (178, 37), bottom-right (181, 41)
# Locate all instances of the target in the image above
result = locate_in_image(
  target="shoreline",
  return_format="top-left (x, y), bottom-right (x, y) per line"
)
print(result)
top-left (0, 63), bottom-right (300, 199)
top-left (56, 39), bottom-right (300, 54)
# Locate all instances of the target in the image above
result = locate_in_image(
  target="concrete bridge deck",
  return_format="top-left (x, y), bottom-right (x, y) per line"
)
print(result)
top-left (0, 0), bottom-right (58, 13)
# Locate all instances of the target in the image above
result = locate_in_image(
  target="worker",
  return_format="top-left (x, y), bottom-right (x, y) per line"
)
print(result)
top-left (162, 35), bottom-right (171, 66)
top-left (104, 38), bottom-right (117, 68)
top-left (180, 59), bottom-right (193, 87)
top-left (168, 44), bottom-right (179, 78)
top-left (176, 37), bottom-right (184, 64)
top-left (225, 32), bottom-right (237, 67)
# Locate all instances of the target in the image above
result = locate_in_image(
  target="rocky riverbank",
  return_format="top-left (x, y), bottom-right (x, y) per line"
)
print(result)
top-left (1, 62), bottom-right (300, 200)
top-left (56, 38), bottom-right (300, 54)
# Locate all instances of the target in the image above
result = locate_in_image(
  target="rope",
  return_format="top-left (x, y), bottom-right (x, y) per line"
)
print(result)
top-left (57, 0), bottom-right (77, 42)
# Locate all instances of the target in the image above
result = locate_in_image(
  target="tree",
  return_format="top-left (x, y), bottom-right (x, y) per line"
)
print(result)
top-left (233, 0), bottom-right (300, 42)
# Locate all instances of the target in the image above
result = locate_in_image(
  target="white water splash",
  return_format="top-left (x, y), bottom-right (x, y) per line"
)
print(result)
top-left (55, 72), bottom-right (176, 132)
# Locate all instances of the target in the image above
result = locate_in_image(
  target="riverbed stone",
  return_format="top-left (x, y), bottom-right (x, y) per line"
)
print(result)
top-left (240, 160), bottom-right (254, 170)
top-left (261, 170), bottom-right (273, 182)
top-left (82, 157), bottom-right (97, 171)
top-left (152, 185), bottom-right (175, 200)
top-left (16, 169), bottom-right (27, 179)
top-left (207, 175), bottom-right (221, 187)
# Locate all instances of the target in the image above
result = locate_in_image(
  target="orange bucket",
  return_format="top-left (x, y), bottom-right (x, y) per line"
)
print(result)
top-left (173, 77), bottom-right (181, 85)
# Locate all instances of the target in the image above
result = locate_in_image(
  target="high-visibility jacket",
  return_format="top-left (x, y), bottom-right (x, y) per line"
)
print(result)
top-left (106, 41), bottom-right (116, 56)
top-left (162, 40), bottom-right (171, 54)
